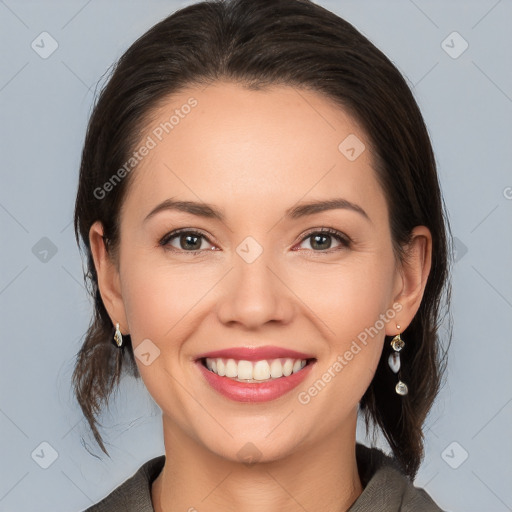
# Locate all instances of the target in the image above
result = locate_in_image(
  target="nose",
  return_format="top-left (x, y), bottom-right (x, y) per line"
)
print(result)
top-left (215, 246), bottom-right (295, 330)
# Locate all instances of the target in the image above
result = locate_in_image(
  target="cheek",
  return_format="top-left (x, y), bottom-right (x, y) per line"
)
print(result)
top-left (298, 252), bottom-right (396, 395)
top-left (120, 254), bottom-right (213, 342)
top-left (293, 262), bottom-right (395, 432)
top-left (295, 252), bottom-right (396, 342)
top-left (118, 253), bottom-right (221, 396)
top-left (118, 257), bottom-right (202, 413)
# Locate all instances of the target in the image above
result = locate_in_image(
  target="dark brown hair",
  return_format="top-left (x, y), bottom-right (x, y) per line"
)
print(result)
top-left (73, 0), bottom-right (452, 480)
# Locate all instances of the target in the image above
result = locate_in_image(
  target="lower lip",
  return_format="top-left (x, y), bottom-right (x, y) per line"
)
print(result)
top-left (196, 360), bottom-right (315, 402)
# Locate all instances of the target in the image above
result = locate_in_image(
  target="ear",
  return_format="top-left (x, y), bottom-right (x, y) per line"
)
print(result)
top-left (386, 225), bottom-right (432, 335)
top-left (89, 221), bottom-right (129, 334)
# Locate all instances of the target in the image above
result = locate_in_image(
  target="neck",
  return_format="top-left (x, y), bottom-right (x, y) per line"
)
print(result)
top-left (152, 412), bottom-right (363, 512)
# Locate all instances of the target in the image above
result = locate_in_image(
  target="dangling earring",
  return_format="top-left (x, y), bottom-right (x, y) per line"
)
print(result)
top-left (113, 322), bottom-right (123, 348)
top-left (388, 324), bottom-right (408, 396)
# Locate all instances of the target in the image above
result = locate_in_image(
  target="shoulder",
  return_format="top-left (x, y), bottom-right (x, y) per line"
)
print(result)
top-left (82, 455), bottom-right (165, 512)
top-left (350, 443), bottom-right (445, 512)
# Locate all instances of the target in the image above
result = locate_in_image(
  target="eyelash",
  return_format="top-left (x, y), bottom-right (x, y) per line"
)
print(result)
top-left (158, 227), bottom-right (352, 255)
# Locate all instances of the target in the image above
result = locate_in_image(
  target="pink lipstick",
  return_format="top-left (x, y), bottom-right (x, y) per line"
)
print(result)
top-left (195, 346), bottom-right (316, 402)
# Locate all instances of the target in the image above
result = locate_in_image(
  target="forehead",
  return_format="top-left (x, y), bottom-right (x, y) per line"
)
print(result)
top-left (122, 81), bottom-right (386, 225)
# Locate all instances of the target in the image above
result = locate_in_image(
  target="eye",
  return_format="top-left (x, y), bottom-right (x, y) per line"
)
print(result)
top-left (295, 228), bottom-right (351, 252)
top-left (159, 229), bottom-right (216, 254)
top-left (159, 227), bottom-right (351, 255)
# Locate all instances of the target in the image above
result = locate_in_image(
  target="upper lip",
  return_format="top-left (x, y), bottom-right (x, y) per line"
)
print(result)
top-left (195, 346), bottom-right (315, 362)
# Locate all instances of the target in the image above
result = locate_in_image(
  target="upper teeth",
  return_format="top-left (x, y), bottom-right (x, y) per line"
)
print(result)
top-left (205, 358), bottom-right (307, 381)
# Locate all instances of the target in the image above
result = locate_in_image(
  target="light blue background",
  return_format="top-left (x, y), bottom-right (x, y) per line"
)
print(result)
top-left (1, 1), bottom-right (511, 511)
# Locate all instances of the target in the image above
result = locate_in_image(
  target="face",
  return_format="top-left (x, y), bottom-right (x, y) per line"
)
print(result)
top-left (95, 81), bottom-right (410, 462)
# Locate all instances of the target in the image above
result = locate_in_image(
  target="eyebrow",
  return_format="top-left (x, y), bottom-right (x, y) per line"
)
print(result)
top-left (143, 197), bottom-right (371, 224)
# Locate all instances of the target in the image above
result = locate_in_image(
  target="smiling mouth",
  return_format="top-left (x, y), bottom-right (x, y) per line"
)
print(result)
top-left (199, 357), bottom-right (316, 383)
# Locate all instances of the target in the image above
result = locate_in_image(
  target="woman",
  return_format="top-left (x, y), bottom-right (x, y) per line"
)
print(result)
top-left (73, 0), bottom-right (451, 510)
